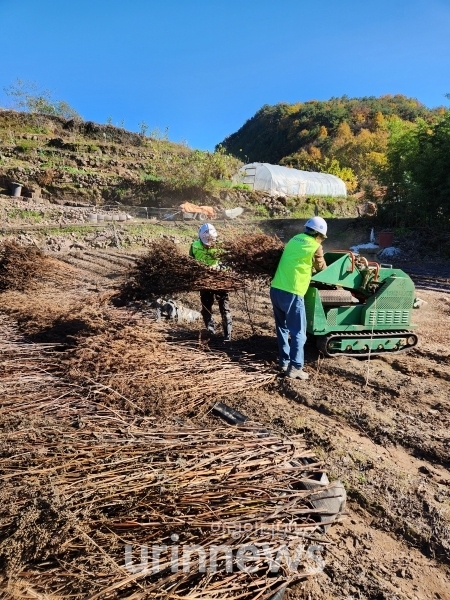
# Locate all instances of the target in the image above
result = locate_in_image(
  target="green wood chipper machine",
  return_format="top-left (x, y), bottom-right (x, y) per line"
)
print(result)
top-left (305, 250), bottom-right (418, 357)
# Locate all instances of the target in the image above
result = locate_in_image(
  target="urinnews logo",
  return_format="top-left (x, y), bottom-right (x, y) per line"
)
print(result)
top-left (124, 523), bottom-right (325, 575)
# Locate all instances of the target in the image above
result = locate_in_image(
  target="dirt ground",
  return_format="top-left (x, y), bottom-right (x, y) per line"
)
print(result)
top-left (0, 219), bottom-right (449, 600)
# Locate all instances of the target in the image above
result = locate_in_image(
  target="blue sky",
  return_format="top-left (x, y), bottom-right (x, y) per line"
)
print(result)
top-left (1, 0), bottom-right (450, 150)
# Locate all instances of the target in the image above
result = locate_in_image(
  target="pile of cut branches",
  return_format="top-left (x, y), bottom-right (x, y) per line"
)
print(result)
top-left (120, 240), bottom-right (243, 301)
top-left (222, 233), bottom-right (284, 278)
top-left (0, 314), bottom-right (343, 600)
top-left (0, 309), bottom-right (274, 420)
top-left (0, 314), bottom-right (81, 418)
top-left (0, 241), bottom-right (50, 291)
top-left (64, 320), bottom-right (274, 416)
top-left (119, 235), bottom-right (285, 302)
top-left (0, 422), bottom-right (336, 600)
top-left (0, 290), bottom-right (115, 343)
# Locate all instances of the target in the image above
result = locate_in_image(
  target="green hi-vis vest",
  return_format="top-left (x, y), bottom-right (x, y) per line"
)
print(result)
top-left (271, 233), bottom-right (320, 297)
top-left (189, 239), bottom-right (220, 266)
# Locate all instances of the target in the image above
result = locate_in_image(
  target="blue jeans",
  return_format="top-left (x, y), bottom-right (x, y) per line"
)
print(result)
top-left (270, 287), bottom-right (307, 369)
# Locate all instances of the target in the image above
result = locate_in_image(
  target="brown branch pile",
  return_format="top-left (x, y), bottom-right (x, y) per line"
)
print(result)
top-left (0, 422), bottom-right (335, 600)
top-left (0, 286), bottom-right (274, 418)
top-left (0, 294), bottom-right (274, 420)
top-left (0, 241), bottom-right (51, 291)
top-left (222, 234), bottom-right (284, 278)
top-left (0, 290), bottom-right (115, 343)
top-left (118, 235), bottom-right (285, 302)
top-left (119, 240), bottom-right (244, 301)
top-left (64, 321), bottom-right (275, 417)
top-left (0, 315), bottom-right (140, 423)
top-left (0, 317), bottom-right (341, 599)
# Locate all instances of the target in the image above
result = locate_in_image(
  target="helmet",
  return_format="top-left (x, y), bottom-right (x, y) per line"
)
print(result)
top-left (304, 216), bottom-right (327, 238)
top-left (198, 223), bottom-right (218, 246)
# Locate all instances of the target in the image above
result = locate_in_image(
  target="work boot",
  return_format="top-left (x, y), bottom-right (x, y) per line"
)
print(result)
top-left (279, 363), bottom-right (289, 373)
top-left (223, 323), bottom-right (232, 342)
top-left (205, 320), bottom-right (216, 335)
top-left (286, 365), bottom-right (309, 380)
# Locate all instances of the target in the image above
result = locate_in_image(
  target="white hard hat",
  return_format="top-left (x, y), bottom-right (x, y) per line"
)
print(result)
top-left (198, 223), bottom-right (218, 246)
top-left (305, 216), bottom-right (327, 238)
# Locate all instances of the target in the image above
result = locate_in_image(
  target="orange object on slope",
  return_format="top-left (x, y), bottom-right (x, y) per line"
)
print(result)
top-left (180, 202), bottom-right (215, 218)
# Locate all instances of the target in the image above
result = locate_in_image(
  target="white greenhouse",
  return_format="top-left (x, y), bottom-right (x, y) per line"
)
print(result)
top-left (235, 163), bottom-right (347, 197)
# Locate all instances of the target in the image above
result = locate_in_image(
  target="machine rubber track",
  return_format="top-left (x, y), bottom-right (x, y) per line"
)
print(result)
top-left (316, 330), bottom-right (418, 358)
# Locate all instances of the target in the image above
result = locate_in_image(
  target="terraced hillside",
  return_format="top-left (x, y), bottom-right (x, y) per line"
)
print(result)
top-left (0, 109), bottom-right (241, 207)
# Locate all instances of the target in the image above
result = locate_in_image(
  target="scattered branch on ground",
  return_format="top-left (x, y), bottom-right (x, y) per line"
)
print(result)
top-left (0, 424), bottom-right (331, 599)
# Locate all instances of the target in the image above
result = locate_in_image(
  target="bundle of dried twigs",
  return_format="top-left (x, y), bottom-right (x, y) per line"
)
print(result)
top-left (119, 240), bottom-right (244, 301)
top-left (222, 234), bottom-right (284, 278)
top-left (119, 235), bottom-right (285, 302)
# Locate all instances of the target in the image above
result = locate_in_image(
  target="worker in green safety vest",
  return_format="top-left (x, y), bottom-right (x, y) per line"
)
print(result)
top-left (189, 223), bottom-right (233, 342)
top-left (270, 216), bottom-right (328, 379)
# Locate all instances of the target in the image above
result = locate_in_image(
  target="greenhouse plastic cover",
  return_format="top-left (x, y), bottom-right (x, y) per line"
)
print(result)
top-left (237, 163), bottom-right (347, 197)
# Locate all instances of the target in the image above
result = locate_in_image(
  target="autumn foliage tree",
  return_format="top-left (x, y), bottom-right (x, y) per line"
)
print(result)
top-left (219, 95), bottom-right (445, 196)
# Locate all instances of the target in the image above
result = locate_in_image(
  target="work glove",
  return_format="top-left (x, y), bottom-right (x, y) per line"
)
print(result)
top-left (210, 262), bottom-right (228, 271)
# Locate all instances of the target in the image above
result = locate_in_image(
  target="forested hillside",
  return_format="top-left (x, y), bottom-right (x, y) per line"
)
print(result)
top-left (219, 95), bottom-right (450, 227)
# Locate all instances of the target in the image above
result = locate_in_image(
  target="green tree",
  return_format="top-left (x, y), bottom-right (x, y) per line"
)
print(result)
top-left (219, 95), bottom-right (436, 165)
top-left (4, 79), bottom-right (81, 120)
top-left (381, 114), bottom-right (450, 226)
